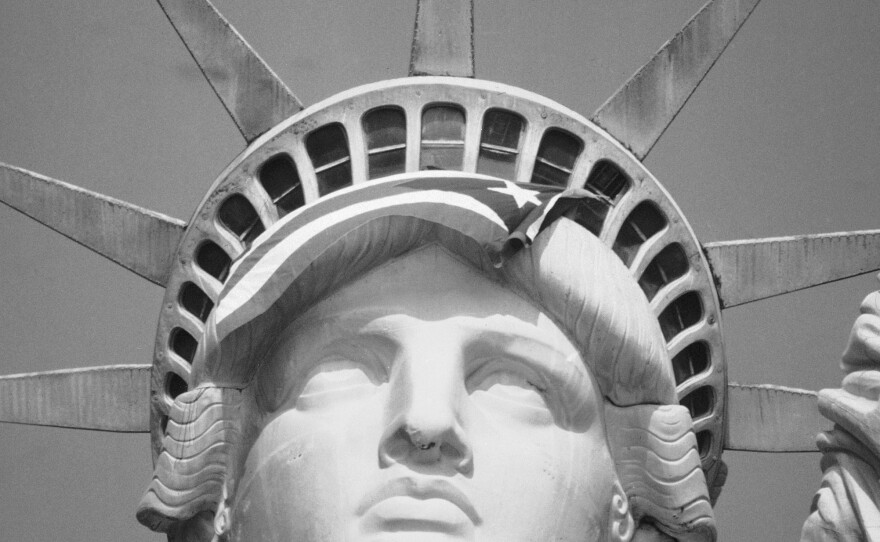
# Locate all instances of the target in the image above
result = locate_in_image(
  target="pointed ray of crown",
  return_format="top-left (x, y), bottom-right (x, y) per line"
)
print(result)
top-left (156, 0), bottom-right (303, 143)
top-left (1, 0), bottom-right (879, 524)
top-left (592, 0), bottom-right (762, 160)
top-left (410, 0), bottom-right (475, 77)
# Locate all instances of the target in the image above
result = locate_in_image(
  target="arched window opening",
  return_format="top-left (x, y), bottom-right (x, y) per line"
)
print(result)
top-left (531, 129), bottom-right (582, 186)
top-left (306, 123), bottom-right (352, 195)
top-left (672, 342), bottom-right (711, 386)
top-left (169, 327), bottom-right (198, 363)
top-left (195, 241), bottom-right (232, 283)
top-left (420, 105), bottom-right (465, 171)
top-left (658, 291), bottom-right (703, 342)
top-left (566, 197), bottom-right (611, 237)
top-left (680, 386), bottom-right (714, 420)
top-left (695, 430), bottom-right (712, 459)
top-left (585, 160), bottom-right (630, 201)
top-left (165, 372), bottom-right (188, 401)
top-left (178, 282), bottom-right (214, 323)
top-left (258, 154), bottom-right (304, 215)
top-left (612, 201), bottom-right (667, 267)
top-left (217, 195), bottom-right (265, 246)
top-left (639, 243), bottom-right (689, 301)
top-left (477, 109), bottom-right (524, 180)
top-left (363, 107), bottom-right (407, 179)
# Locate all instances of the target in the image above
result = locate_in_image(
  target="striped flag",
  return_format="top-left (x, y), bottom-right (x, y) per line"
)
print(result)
top-left (212, 172), bottom-right (606, 353)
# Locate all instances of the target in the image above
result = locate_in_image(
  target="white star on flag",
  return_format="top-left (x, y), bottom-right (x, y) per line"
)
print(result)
top-left (487, 180), bottom-right (542, 209)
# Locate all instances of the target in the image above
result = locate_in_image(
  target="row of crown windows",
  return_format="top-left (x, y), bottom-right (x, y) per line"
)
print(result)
top-left (611, 200), bottom-right (715, 447)
top-left (216, 106), bottom-right (632, 228)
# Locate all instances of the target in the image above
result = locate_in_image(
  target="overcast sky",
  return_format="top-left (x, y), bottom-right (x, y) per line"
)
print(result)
top-left (1, 1), bottom-right (879, 540)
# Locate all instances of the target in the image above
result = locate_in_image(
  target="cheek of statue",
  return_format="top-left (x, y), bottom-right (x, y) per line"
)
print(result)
top-left (226, 246), bottom-right (627, 542)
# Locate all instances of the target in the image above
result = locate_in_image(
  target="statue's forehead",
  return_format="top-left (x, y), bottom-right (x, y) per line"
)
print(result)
top-left (265, 243), bottom-right (578, 360)
top-left (303, 242), bottom-right (532, 319)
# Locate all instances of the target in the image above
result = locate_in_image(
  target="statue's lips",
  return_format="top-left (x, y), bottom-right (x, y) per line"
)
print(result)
top-left (357, 477), bottom-right (481, 529)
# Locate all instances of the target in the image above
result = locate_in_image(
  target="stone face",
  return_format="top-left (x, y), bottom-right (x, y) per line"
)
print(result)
top-left (138, 179), bottom-right (716, 541)
top-left (230, 245), bottom-right (624, 541)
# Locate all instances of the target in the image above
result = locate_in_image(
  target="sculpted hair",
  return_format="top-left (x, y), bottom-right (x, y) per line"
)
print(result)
top-left (137, 387), bottom-right (243, 537)
top-left (138, 216), bottom-right (715, 541)
top-left (500, 221), bottom-right (715, 541)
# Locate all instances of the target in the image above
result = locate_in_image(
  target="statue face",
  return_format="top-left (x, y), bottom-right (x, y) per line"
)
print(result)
top-left (229, 245), bottom-right (626, 542)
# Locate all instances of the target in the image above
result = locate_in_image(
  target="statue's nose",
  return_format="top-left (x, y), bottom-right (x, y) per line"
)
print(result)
top-left (377, 346), bottom-right (474, 474)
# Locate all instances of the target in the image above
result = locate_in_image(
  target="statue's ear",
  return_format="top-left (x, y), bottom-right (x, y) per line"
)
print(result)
top-left (610, 481), bottom-right (635, 542)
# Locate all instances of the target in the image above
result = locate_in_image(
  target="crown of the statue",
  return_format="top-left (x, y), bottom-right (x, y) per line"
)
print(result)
top-left (150, 76), bottom-right (727, 490)
top-left (2, 2), bottom-right (879, 537)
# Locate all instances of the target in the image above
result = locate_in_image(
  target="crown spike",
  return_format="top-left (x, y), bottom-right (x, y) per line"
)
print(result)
top-left (0, 365), bottom-right (151, 432)
top-left (725, 383), bottom-right (829, 452)
top-left (156, 0), bottom-right (303, 142)
top-left (409, 0), bottom-right (475, 77)
top-left (0, 163), bottom-right (186, 286)
top-left (705, 230), bottom-right (880, 308)
top-left (591, 0), bottom-right (762, 159)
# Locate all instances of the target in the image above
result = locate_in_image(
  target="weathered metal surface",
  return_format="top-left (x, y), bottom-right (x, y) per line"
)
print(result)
top-left (156, 0), bottom-right (303, 142)
top-left (409, 0), bottom-right (474, 77)
top-left (0, 365), bottom-right (151, 432)
top-left (591, 0), bottom-right (762, 160)
top-left (705, 230), bottom-right (880, 308)
top-left (0, 162), bottom-right (186, 286)
top-left (725, 383), bottom-right (828, 452)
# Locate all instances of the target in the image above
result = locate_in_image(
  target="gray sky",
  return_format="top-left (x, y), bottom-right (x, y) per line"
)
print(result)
top-left (1, 1), bottom-right (878, 540)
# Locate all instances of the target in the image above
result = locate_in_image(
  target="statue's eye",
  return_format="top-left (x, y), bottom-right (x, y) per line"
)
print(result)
top-left (295, 358), bottom-right (381, 409)
top-left (467, 361), bottom-right (553, 424)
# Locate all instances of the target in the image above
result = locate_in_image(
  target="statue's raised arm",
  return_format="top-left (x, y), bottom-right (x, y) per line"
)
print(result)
top-left (803, 286), bottom-right (880, 541)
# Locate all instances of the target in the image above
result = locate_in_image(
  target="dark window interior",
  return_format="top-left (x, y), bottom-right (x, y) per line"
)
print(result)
top-left (695, 430), bottom-right (712, 458)
top-left (612, 202), bottom-right (667, 266)
top-left (639, 243), bottom-right (689, 301)
top-left (165, 372), bottom-right (188, 400)
top-left (179, 282), bottom-right (214, 323)
top-left (364, 107), bottom-right (407, 179)
top-left (585, 160), bottom-right (630, 201)
top-left (672, 341), bottom-right (711, 386)
top-left (195, 241), bottom-right (232, 282)
top-left (477, 109), bottom-right (524, 180)
top-left (658, 291), bottom-right (703, 341)
top-left (566, 197), bottom-right (611, 236)
top-left (680, 386), bottom-right (714, 419)
top-left (306, 123), bottom-right (352, 195)
top-left (259, 154), bottom-right (304, 215)
top-left (420, 105), bottom-right (465, 171)
top-left (217, 195), bottom-right (265, 245)
top-left (531, 129), bottom-right (582, 186)
top-left (169, 327), bottom-right (198, 363)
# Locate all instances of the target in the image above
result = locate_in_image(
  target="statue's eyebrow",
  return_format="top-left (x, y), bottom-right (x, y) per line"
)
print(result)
top-left (465, 329), bottom-right (597, 430)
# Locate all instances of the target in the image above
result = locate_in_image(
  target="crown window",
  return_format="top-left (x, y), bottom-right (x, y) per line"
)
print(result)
top-left (364, 107), bottom-right (407, 179)
top-left (585, 159), bottom-right (630, 201)
top-left (531, 129), bottom-right (582, 186)
top-left (259, 154), bottom-right (304, 215)
top-left (217, 195), bottom-right (265, 246)
top-left (477, 109), bottom-right (524, 180)
top-left (420, 105), bottom-right (465, 171)
top-left (612, 201), bottom-right (667, 266)
top-left (306, 123), bottom-right (352, 195)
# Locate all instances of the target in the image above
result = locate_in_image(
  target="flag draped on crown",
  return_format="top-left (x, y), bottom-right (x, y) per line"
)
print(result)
top-left (212, 173), bottom-right (606, 347)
